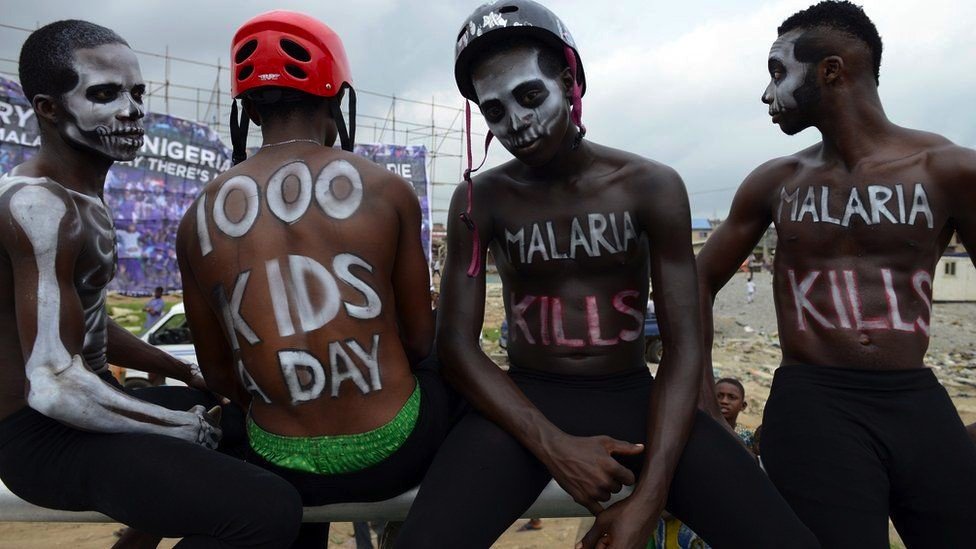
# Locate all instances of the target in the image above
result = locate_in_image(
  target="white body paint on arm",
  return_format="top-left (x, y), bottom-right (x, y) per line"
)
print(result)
top-left (10, 184), bottom-right (219, 447)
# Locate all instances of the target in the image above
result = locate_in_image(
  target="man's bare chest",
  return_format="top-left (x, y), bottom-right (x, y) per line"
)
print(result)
top-left (772, 170), bottom-right (947, 253)
top-left (493, 207), bottom-right (642, 273)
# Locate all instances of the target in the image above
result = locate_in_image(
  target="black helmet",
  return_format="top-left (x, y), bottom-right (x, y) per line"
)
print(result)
top-left (453, 0), bottom-right (585, 102)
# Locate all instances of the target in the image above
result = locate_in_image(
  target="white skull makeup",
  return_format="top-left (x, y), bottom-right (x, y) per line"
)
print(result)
top-left (763, 29), bottom-right (810, 117)
top-left (471, 46), bottom-right (570, 162)
top-left (60, 44), bottom-right (146, 161)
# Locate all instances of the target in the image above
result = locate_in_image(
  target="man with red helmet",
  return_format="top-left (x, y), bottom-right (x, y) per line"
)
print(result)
top-left (177, 10), bottom-right (451, 546)
top-left (0, 19), bottom-right (302, 548)
top-left (394, 2), bottom-right (818, 548)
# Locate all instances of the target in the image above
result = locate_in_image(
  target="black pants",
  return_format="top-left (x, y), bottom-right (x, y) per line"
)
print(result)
top-left (762, 365), bottom-right (976, 548)
top-left (0, 377), bottom-right (302, 548)
top-left (395, 366), bottom-right (818, 548)
top-left (244, 362), bottom-right (454, 548)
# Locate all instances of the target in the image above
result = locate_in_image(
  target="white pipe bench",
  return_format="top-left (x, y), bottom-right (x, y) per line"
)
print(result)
top-left (0, 480), bottom-right (631, 522)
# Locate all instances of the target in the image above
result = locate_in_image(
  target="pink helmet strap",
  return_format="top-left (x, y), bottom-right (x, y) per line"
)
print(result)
top-left (563, 45), bottom-right (585, 138)
top-left (460, 100), bottom-right (493, 277)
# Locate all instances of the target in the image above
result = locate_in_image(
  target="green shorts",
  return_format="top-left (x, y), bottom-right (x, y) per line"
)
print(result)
top-left (247, 380), bottom-right (421, 475)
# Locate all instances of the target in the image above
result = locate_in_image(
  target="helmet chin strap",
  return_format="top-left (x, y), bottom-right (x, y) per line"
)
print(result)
top-left (330, 85), bottom-right (357, 152)
top-left (230, 99), bottom-right (251, 166)
top-left (460, 100), bottom-right (493, 278)
top-left (563, 45), bottom-right (585, 149)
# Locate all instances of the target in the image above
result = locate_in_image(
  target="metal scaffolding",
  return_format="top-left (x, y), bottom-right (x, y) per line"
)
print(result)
top-left (0, 22), bottom-right (489, 220)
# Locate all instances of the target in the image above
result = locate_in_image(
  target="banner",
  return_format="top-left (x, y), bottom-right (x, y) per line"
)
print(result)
top-left (354, 143), bottom-right (433, 262)
top-left (1, 76), bottom-right (432, 294)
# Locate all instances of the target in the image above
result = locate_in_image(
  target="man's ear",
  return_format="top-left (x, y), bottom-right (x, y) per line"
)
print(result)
top-left (31, 94), bottom-right (60, 125)
top-left (821, 55), bottom-right (844, 86)
top-left (242, 97), bottom-right (262, 127)
top-left (559, 66), bottom-right (575, 97)
top-left (742, 400), bottom-right (748, 410)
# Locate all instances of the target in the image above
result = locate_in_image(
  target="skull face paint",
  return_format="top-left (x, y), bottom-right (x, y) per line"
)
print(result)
top-left (59, 44), bottom-right (146, 161)
top-left (471, 46), bottom-right (570, 166)
top-left (762, 29), bottom-right (819, 135)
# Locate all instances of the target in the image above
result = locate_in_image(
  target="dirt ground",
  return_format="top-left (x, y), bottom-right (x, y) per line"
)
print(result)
top-left (5, 272), bottom-right (972, 547)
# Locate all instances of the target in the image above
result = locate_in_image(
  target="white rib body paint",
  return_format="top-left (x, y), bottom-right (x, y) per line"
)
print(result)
top-left (6, 181), bottom-right (218, 447)
top-left (69, 189), bottom-right (116, 373)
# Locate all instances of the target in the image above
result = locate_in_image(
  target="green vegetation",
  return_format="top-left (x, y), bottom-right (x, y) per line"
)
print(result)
top-left (107, 295), bottom-right (180, 335)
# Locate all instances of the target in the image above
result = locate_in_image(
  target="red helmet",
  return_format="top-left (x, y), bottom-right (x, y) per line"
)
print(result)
top-left (231, 10), bottom-right (352, 99)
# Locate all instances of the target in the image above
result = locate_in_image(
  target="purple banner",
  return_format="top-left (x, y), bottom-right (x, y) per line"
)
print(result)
top-left (1, 76), bottom-right (432, 294)
top-left (354, 143), bottom-right (433, 262)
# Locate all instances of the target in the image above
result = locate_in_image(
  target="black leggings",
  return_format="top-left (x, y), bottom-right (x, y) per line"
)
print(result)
top-left (0, 378), bottom-right (302, 548)
top-left (762, 365), bottom-right (976, 549)
top-left (395, 366), bottom-right (818, 548)
top-left (243, 363), bottom-right (454, 548)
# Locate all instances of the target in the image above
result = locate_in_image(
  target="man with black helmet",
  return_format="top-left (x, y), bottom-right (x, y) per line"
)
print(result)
top-left (697, 2), bottom-right (976, 546)
top-left (177, 10), bottom-right (451, 546)
top-left (0, 19), bottom-right (302, 548)
top-left (395, 2), bottom-right (817, 548)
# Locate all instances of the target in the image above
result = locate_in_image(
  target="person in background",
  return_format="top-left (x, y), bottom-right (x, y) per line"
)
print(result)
top-left (715, 377), bottom-right (756, 453)
top-left (143, 286), bottom-right (165, 331)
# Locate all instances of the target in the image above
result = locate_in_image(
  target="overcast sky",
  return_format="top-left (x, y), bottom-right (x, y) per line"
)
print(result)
top-left (2, 0), bottom-right (975, 224)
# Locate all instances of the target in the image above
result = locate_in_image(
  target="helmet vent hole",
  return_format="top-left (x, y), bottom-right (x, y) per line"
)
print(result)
top-left (237, 65), bottom-right (254, 81)
top-left (285, 64), bottom-right (308, 79)
top-left (280, 39), bottom-right (312, 62)
top-left (235, 40), bottom-right (258, 64)
top-left (499, 5), bottom-right (519, 13)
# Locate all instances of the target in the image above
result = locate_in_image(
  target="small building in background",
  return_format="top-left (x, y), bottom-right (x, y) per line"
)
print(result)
top-left (934, 253), bottom-right (976, 302)
top-left (691, 218), bottom-right (714, 245)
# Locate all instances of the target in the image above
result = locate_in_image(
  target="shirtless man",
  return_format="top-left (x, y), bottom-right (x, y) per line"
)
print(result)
top-left (177, 10), bottom-right (450, 545)
top-left (395, 2), bottom-right (817, 548)
top-left (697, 2), bottom-right (976, 546)
top-left (0, 20), bottom-right (300, 547)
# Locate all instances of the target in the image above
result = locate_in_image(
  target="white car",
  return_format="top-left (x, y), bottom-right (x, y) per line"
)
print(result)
top-left (122, 302), bottom-right (196, 388)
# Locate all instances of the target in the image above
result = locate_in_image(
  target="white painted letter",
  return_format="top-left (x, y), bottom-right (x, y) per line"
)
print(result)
top-left (334, 253), bottom-right (382, 319)
top-left (267, 161), bottom-right (313, 224)
top-left (315, 160), bottom-right (363, 219)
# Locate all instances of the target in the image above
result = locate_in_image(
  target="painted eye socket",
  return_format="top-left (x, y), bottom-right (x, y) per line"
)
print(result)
top-left (482, 104), bottom-right (504, 122)
top-left (131, 88), bottom-right (145, 103)
top-left (771, 68), bottom-right (784, 82)
top-left (521, 88), bottom-right (548, 107)
top-left (88, 88), bottom-right (119, 102)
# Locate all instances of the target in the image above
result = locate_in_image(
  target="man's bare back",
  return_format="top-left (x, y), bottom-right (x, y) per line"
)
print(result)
top-left (178, 144), bottom-right (432, 436)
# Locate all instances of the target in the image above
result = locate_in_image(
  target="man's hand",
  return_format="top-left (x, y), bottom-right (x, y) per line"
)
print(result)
top-left (542, 434), bottom-right (644, 515)
top-left (577, 497), bottom-right (659, 549)
top-left (183, 405), bottom-right (222, 449)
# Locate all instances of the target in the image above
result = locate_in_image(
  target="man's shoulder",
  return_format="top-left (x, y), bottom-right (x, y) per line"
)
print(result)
top-left (590, 142), bottom-right (678, 178)
top-left (0, 174), bottom-right (80, 217)
top-left (0, 174), bottom-right (82, 253)
top-left (230, 148), bottom-right (407, 188)
top-left (920, 138), bottom-right (976, 182)
top-left (470, 159), bottom-right (520, 187)
top-left (741, 147), bottom-right (814, 191)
